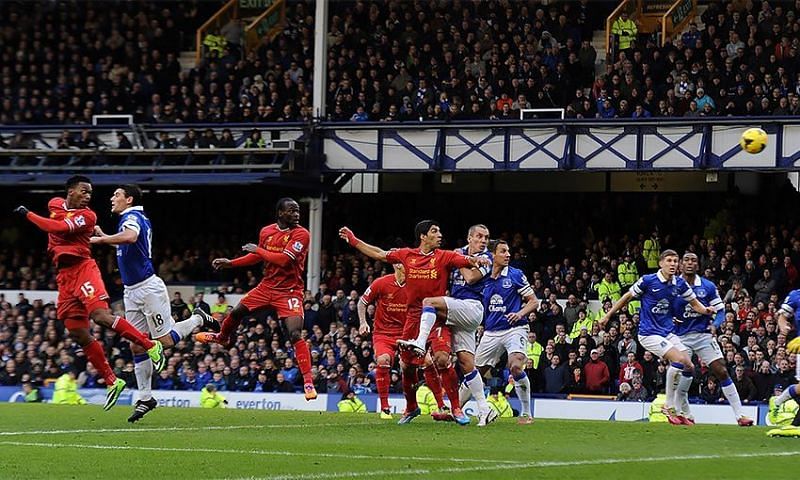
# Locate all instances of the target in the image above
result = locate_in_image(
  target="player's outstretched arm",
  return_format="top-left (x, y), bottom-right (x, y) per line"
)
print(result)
top-left (90, 227), bottom-right (138, 245)
top-left (339, 227), bottom-right (388, 261)
top-left (242, 243), bottom-right (292, 267)
top-left (213, 253), bottom-right (261, 271)
top-left (599, 291), bottom-right (634, 328)
top-left (16, 207), bottom-right (71, 234)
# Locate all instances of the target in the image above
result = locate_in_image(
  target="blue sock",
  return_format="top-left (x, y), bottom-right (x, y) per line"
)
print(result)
top-left (720, 377), bottom-right (733, 387)
top-left (133, 353), bottom-right (149, 364)
top-left (513, 371), bottom-right (527, 381)
top-left (681, 369), bottom-right (693, 378)
top-left (670, 362), bottom-right (684, 370)
top-left (169, 330), bottom-right (180, 344)
top-left (790, 384), bottom-right (798, 401)
top-left (464, 369), bottom-right (479, 382)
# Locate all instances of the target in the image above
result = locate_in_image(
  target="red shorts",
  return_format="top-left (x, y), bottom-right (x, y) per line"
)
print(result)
top-left (373, 333), bottom-right (401, 360)
top-left (399, 320), bottom-right (452, 366)
top-left (56, 259), bottom-right (109, 330)
top-left (239, 286), bottom-right (303, 319)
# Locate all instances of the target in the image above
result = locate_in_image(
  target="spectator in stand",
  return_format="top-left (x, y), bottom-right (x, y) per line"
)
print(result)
top-left (543, 354), bottom-right (569, 394)
top-left (584, 348), bottom-right (610, 394)
top-left (619, 352), bottom-right (644, 386)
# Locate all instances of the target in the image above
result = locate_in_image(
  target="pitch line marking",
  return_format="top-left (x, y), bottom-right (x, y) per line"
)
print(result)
top-left (230, 450), bottom-right (800, 480)
top-left (0, 422), bottom-right (370, 437)
top-left (0, 441), bottom-right (516, 464)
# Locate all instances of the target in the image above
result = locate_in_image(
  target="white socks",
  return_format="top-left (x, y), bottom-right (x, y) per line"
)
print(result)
top-left (464, 369), bottom-right (489, 414)
top-left (720, 377), bottom-right (744, 419)
top-left (172, 314), bottom-right (203, 338)
top-left (134, 356), bottom-right (153, 401)
top-left (514, 373), bottom-right (532, 417)
top-left (666, 363), bottom-right (683, 409)
top-left (414, 306), bottom-right (437, 345)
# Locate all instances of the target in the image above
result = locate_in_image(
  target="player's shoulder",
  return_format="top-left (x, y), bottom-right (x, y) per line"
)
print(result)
top-left (47, 197), bottom-right (66, 211)
top-left (788, 289), bottom-right (800, 302)
top-left (260, 223), bottom-right (278, 234)
top-left (699, 277), bottom-right (717, 290)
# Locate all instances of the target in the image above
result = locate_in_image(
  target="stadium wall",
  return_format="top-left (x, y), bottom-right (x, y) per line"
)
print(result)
top-left (0, 387), bottom-right (768, 426)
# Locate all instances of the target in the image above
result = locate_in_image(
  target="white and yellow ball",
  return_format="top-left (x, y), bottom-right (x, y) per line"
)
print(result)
top-left (740, 127), bottom-right (767, 154)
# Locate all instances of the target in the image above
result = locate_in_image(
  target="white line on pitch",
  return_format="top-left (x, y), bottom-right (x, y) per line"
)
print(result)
top-left (0, 441), bottom-right (515, 464)
top-left (0, 422), bottom-right (369, 437)
top-left (231, 450), bottom-right (800, 480)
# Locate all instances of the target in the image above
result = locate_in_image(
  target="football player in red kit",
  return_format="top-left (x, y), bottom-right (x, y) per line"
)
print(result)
top-left (195, 198), bottom-right (318, 400)
top-left (14, 176), bottom-right (166, 410)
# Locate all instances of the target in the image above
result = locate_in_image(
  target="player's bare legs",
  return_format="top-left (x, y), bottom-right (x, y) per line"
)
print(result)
top-left (284, 314), bottom-right (317, 400)
top-left (90, 307), bottom-right (166, 372)
top-left (67, 325), bottom-right (126, 410)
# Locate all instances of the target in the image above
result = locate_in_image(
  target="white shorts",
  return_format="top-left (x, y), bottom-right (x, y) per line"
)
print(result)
top-left (638, 333), bottom-right (687, 359)
top-left (475, 325), bottom-right (529, 367)
top-left (444, 297), bottom-right (483, 354)
top-left (679, 332), bottom-right (723, 365)
top-left (124, 275), bottom-right (175, 339)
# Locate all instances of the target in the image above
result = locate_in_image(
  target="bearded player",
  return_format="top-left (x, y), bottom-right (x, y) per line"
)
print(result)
top-left (340, 221), bottom-right (490, 425)
top-left (195, 198), bottom-right (318, 400)
top-left (14, 175), bottom-right (166, 411)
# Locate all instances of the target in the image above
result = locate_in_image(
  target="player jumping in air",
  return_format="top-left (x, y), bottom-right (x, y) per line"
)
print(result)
top-left (671, 252), bottom-right (753, 426)
top-left (14, 175), bottom-right (166, 411)
top-left (91, 184), bottom-right (219, 422)
top-left (358, 264), bottom-right (407, 419)
top-left (600, 249), bottom-right (714, 425)
top-left (340, 221), bottom-right (490, 425)
top-left (195, 198), bottom-right (318, 401)
top-left (398, 224), bottom-right (495, 426)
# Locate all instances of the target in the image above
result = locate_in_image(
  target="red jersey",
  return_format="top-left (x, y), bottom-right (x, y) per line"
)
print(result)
top-left (361, 274), bottom-right (407, 338)
top-left (385, 248), bottom-right (472, 317)
top-left (258, 223), bottom-right (309, 291)
top-left (45, 197), bottom-right (97, 265)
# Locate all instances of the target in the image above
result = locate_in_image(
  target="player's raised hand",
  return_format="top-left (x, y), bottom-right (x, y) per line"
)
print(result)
top-left (339, 227), bottom-right (359, 246)
top-left (212, 258), bottom-right (233, 270)
top-left (242, 243), bottom-right (258, 253)
top-left (93, 226), bottom-right (106, 237)
top-left (358, 321), bottom-right (371, 336)
top-left (506, 311), bottom-right (523, 324)
top-left (13, 205), bottom-right (29, 216)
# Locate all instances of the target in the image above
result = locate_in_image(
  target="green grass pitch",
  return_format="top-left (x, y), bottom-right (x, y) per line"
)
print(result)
top-left (0, 403), bottom-right (796, 479)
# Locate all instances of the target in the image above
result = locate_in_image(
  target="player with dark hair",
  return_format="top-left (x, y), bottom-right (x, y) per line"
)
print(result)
top-left (14, 175), bottom-right (166, 411)
top-left (195, 198), bottom-right (318, 401)
top-left (358, 263), bottom-right (407, 419)
top-left (92, 184), bottom-right (219, 422)
top-left (340, 221), bottom-right (490, 425)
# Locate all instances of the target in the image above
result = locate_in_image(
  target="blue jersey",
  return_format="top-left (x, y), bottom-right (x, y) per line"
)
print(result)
top-left (779, 289), bottom-right (800, 329)
top-left (116, 206), bottom-right (155, 286)
top-left (482, 266), bottom-right (535, 332)
top-left (672, 275), bottom-right (724, 336)
top-left (450, 246), bottom-right (491, 301)
top-left (630, 271), bottom-right (696, 337)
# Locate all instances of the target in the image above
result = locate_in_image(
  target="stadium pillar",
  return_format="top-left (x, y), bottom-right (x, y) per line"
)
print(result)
top-left (313, 0), bottom-right (328, 119)
top-left (304, 195), bottom-right (323, 295)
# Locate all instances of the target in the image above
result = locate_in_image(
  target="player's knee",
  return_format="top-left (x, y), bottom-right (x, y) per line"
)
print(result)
top-left (89, 308), bottom-right (113, 327)
top-left (509, 363), bottom-right (524, 377)
top-left (376, 354), bottom-right (392, 367)
top-left (433, 353), bottom-right (449, 370)
top-left (68, 328), bottom-right (89, 345)
top-left (289, 330), bottom-right (302, 343)
top-left (458, 354), bottom-right (474, 372)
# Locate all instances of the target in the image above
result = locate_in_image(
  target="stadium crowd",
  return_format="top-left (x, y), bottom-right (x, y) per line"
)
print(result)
top-left (2, 186), bottom-right (800, 407)
top-left (4, 0), bottom-right (800, 131)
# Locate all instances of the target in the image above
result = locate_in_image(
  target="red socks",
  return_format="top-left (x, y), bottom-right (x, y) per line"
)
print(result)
top-left (439, 365), bottom-right (461, 410)
top-left (293, 339), bottom-right (314, 384)
top-left (376, 364), bottom-right (391, 411)
top-left (83, 340), bottom-right (117, 385)
top-left (424, 364), bottom-right (446, 409)
top-left (218, 313), bottom-right (241, 343)
top-left (112, 316), bottom-right (155, 349)
top-left (402, 367), bottom-right (419, 412)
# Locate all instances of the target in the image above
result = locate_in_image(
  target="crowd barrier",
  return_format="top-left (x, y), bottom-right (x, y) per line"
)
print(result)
top-left (0, 386), bottom-right (770, 425)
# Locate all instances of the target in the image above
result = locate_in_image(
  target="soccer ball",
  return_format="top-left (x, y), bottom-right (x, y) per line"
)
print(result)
top-left (740, 127), bottom-right (767, 154)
